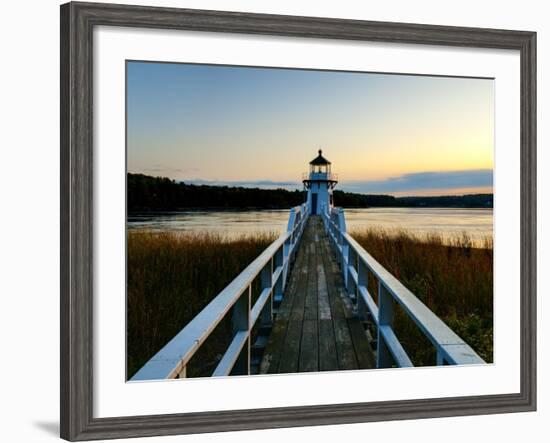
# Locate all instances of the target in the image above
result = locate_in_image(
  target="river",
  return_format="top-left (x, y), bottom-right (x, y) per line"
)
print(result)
top-left (128, 207), bottom-right (493, 245)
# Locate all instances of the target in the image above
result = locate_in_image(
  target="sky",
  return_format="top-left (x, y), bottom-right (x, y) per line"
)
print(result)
top-left (127, 61), bottom-right (494, 197)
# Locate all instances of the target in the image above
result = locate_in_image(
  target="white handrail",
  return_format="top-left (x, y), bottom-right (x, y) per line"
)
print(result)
top-left (321, 206), bottom-right (485, 367)
top-left (131, 203), bottom-right (309, 380)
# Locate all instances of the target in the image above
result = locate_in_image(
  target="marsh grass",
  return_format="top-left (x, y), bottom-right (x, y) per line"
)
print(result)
top-left (128, 226), bottom-right (493, 379)
top-left (350, 228), bottom-right (493, 365)
top-left (127, 230), bottom-right (277, 379)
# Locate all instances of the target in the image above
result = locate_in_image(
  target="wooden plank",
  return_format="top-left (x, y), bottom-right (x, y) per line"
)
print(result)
top-left (316, 219), bottom-right (360, 371)
top-left (320, 245), bottom-right (346, 320)
top-left (260, 225), bottom-right (311, 373)
top-left (333, 318), bottom-right (358, 370)
top-left (276, 239), bottom-right (306, 321)
top-left (289, 243), bottom-right (309, 322)
top-left (304, 241), bottom-right (318, 321)
top-left (277, 319), bottom-right (303, 373)
top-left (263, 216), bottom-right (371, 375)
top-left (290, 219), bottom-right (312, 320)
top-left (329, 264), bottom-right (355, 319)
top-left (347, 318), bottom-right (376, 369)
top-left (285, 231), bottom-right (307, 293)
top-left (317, 263), bottom-right (331, 320)
top-left (317, 222), bottom-right (344, 311)
top-left (299, 320), bottom-right (319, 372)
top-left (260, 319), bottom-right (288, 374)
top-left (319, 233), bottom-right (356, 320)
top-left (260, 218), bottom-right (313, 374)
top-left (337, 286), bottom-right (356, 319)
top-left (272, 219), bottom-right (322, 373)
top-left (319, 319), bottom-right (339, 371)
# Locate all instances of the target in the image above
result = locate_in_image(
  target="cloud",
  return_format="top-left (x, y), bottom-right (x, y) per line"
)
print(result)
top-left (340, 169), bottom-right (493, 194)
top-left (140, 165), bottom-right (200, 175)
top-left (184, 179), bottom-right (302, 190)
top-left (167, 169), bottom-right (493, 195)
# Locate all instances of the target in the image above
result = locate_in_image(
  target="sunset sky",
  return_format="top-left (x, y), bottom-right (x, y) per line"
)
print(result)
top-left (127, 61), bottom-right (494, 196)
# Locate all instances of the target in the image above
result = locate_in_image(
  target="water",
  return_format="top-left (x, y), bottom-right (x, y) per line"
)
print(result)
top-left (345, 208), bottom-right (492, 244)
top-left (128, 207), bottom-right (493, 245)
top-left (128, 210), bottom-right (289, 236)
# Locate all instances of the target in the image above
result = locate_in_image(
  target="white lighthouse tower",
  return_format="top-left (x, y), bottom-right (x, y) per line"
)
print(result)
top-left (303, 149), bottom-right (338, 215)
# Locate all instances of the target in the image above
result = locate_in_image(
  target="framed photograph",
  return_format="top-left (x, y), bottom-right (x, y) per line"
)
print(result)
top-left (60, 1), bottom-right (536, 440)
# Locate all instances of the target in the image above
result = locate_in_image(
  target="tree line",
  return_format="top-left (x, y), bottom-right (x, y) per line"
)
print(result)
top-left (127, 173), bottom-right (493, 212)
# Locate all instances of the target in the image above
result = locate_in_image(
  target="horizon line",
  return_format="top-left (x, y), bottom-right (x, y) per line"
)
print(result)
top-left (128, 171), bottom-right (493, 199)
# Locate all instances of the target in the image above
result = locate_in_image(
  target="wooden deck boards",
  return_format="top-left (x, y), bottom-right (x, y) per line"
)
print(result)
top-left (260, 216), bottom-right (375, 374)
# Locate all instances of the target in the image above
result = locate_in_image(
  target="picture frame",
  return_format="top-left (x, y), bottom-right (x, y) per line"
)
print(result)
top-left (60, 1), bottom-right (536, 441)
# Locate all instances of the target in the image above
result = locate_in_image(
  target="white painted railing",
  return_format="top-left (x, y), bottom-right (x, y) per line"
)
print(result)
top-left (322, 206), bottom-right (485, 367)
top-left (131, 203), bottom-right (309, 380)
top-left (302, 172), bottom-right (339, 181)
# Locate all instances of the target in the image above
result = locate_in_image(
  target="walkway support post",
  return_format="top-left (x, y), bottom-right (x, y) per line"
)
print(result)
top-left (377, 282), bottom-right (394, 368)
top-left (346, 246), bottom-right (357, 300)
top-left (260, 259), bottom-right (273, 328)
top-left (273, 246), bottom-right (284, 304)
top-left (357, 259), bottom-right (368, 321)
top-left (231, 286), bottom-right (251, 375)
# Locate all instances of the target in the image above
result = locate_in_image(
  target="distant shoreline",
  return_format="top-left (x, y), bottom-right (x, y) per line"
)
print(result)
top-left (128, 172), bottom-right (493, 212)
top-left (127, 206), bottom-right (494, 217)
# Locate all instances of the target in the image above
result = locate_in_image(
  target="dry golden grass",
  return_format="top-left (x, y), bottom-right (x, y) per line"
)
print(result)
top-left (127, 230), bottom-right (277, 379)
top-left (350, 228), bottom-right (493, 365)
top-left (127, 227), bottom-right (493, 378)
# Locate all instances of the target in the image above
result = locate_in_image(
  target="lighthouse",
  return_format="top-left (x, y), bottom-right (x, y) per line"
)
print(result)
top-left (303, 149), bottom-right (338, 215)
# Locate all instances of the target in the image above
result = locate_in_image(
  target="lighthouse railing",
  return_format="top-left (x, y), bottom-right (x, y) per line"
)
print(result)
top-left (302, 172), bottom-right (338, 181)
top-left (322, 206), bottom-right (485, 368)
top-left (131, 203), bottom-right (309, 381)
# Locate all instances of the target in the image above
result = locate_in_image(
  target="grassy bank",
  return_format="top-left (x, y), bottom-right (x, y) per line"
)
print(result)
top-left (128, 226), bottom-right (493, 378)
top-left (127, 230), bottom-right (276, 379)
top-left (350, 228), bottom-right (493, 365)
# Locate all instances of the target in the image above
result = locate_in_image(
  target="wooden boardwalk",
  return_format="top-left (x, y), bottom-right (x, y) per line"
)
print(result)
top-left (132, 205), bottom-right (484, 381)
top-left (259, 216), bottom-right (376, 374)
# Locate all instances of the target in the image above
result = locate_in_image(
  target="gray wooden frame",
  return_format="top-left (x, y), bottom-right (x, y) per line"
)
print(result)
top-left (60, 1), bottom-right (536, 441)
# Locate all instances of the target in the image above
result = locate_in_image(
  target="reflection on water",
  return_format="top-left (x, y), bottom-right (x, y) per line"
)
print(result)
top-left (345, 208), bottom-right (493, 244)
top-left (128, 208), bottom-right (493, 244)
top-left (128, 210), bottom-right (289, 237)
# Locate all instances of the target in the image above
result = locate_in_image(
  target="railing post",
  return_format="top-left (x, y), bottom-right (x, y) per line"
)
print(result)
top-left (295, 213), bottom-right (301, 248)
top-left (231, 285), bottom-right (250, 375)
top-left (436, 350), bottom-right (448, 365)
top-left (346, 246), bottom-right (356, 298)
top-left (282, 236), bottom-right (291, 284)
top-left (274, 245), bottom-right (284, 298)
top-left (377, 282), bottom-right (394, 368)
top-left (357, 259), bottom-right (368, 320)
top-left (341, 237), bottom-right (349, 286)
top-left (260, 258), bottom-right (273, 327)
top-left (286, 207), bottom-right (296, 249)
top-left (337, 207), bottom-right (347, 234)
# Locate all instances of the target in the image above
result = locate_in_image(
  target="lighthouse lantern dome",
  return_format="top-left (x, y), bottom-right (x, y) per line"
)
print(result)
top-left (302, 149), bottom-right (338, 216)
top-left (309, 149), bottom-right (331, 174)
